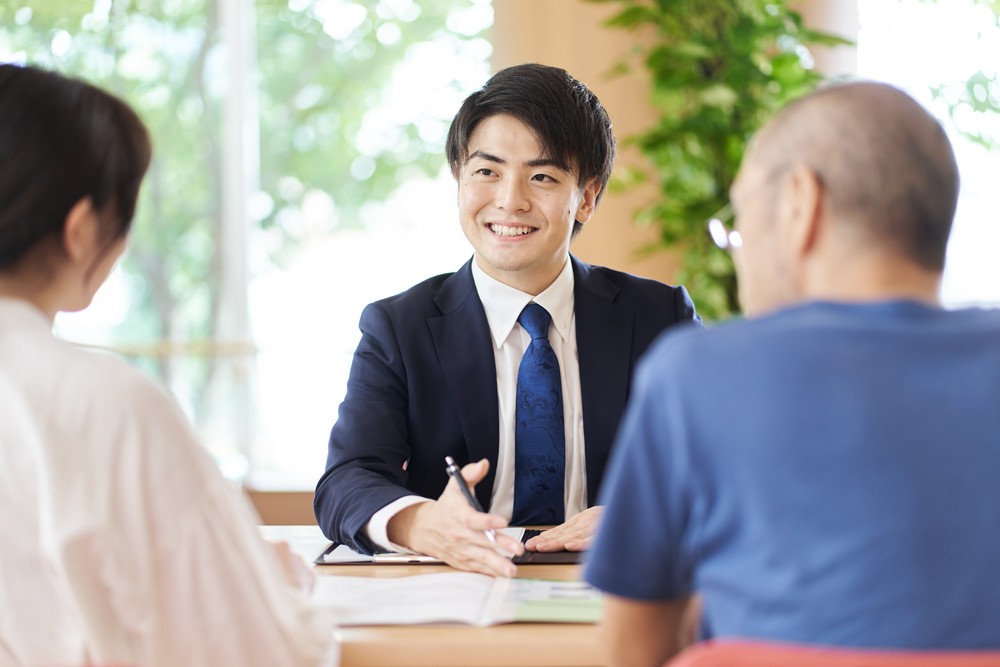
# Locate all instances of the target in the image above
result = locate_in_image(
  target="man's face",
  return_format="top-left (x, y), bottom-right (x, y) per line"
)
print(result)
top-left (456, 113), bottom-right (599, 295)
top-left (731, 154), bottom-right (795, 317)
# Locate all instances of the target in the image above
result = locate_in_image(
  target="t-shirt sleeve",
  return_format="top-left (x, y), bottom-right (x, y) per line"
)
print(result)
top-left (583, 343), bottom-right (696, 602)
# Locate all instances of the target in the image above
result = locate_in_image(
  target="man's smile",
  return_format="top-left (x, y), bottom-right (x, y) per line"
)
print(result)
top-left (489, 223), bottom-right (537, 237)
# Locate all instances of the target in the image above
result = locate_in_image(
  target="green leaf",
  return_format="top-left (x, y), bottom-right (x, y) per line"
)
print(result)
top-left (605, 5), bottom-right (658, 29)
top-left (598, 0), bottom-right (848, 318)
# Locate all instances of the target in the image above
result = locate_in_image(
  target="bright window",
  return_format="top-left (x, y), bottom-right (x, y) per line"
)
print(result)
top-left (2, 0), bottom-right (491, 488)
top-left (857, 0), bottom-right (1000, 308)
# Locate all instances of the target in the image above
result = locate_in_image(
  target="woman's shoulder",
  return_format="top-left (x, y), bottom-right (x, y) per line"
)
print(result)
top-left (43, 337), bottom-right (166, 413)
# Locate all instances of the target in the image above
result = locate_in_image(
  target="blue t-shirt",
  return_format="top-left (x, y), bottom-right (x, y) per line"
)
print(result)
top-left (584, 301), bottom-right (1000, 649)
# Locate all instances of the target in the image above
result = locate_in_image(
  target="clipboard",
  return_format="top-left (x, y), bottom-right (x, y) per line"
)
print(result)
top-left (314, 528), bottom-right (581, 565)
top-left (314, 542), bottom-right (445, 565)
top-left (513, 529), bottom-right (582, 564)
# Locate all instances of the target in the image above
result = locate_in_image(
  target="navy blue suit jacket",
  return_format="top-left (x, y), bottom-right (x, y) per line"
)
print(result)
top-left (314, 256), bottom-right (699, 553)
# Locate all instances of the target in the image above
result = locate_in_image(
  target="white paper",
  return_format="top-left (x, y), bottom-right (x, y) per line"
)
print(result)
top-left (313, 572), bottom-right (496, 625)
top-left (311, 572), bottom-right (602, 627)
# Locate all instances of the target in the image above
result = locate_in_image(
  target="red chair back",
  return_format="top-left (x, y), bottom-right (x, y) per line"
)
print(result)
top-left (667, 640), bottom-right (1000, 667)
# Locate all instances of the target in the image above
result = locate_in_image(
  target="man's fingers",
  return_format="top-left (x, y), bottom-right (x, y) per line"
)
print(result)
top-left (526, 506), bottom-right (604, 550)
top-left (457, 523), bottom-right (523, 557)
top-left (528, 535), bottom-right (572, 552)
top-left (525, 525), bottom-right (586, 551)
top-left (415, 460), bottom-right (534, 575)
top-left (494, 533), bottom-right (525, 557)
top-left (460, 458), bottom-right (490, 485)
top-left (450, 545), bottom-right (518, 578)
top-left (431, 518), bottom-right (522, 575)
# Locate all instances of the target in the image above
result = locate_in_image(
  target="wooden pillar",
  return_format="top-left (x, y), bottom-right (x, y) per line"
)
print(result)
top-left (793, 0), bottom-right (860, 77)
top-left (491, 0), bottom-right (680, 284)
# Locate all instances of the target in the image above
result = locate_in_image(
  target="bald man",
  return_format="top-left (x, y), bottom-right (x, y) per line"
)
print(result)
top-left (584, 81), bottom-right (1000, 665)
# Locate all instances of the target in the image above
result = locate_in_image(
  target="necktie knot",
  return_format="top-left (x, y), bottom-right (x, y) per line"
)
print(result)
top-left (518, 303), bottom-right (552, 340)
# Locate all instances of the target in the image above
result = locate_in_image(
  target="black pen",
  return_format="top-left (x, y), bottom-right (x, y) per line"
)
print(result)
top-left (444, 456), bottom-right (499, 548)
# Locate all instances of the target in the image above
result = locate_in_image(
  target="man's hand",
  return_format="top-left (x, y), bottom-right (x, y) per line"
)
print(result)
top-left (386, 459), bottom-right (524, 577)
top-left (524, 505), bottom-right (603, 552)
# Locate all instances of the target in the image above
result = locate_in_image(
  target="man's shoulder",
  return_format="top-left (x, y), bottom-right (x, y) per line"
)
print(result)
top-left (642, 300), bottom-right (1000, 374)
top-left (572, 258), bottom-right (696, 317)
top-left (373, 272), bottom-right (455, 306)
top-left (574, 258), bottom-right (683, 297)
top-left (365, 261), bottom-right (474, 316)
top-left (571, 259), bottom-right (700, 335)
top-left (639, 308), bottom-right (788, 373)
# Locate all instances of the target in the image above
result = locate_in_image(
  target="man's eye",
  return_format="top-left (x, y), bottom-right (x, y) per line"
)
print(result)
top-left (475, 168), bottom-right (495, 177)
top-left (532, 173), bottom-right (555, 182)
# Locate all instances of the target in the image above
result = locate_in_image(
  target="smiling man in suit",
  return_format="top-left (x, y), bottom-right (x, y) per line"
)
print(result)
top-left (314, 63), bottom-right (700, 576)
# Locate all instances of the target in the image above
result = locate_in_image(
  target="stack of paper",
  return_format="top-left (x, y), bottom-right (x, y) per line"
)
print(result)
top-left (312, 572), bottom-right (602, 626)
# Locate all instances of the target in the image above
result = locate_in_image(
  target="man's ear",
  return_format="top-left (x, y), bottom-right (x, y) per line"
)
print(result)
top-left (779, 164), bottom-right (823, 259)
top-left (62, 197), bottom-right (99, 263)
top-left (574, 177), bottom-right (602, 226)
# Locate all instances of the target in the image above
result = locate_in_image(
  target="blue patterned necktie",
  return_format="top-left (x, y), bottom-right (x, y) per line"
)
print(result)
top-left (512, 302), bottom-right (565, 525)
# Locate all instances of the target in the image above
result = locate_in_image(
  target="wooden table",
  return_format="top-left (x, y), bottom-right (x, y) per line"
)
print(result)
top-left (260, 526), bottom-right (603, 667)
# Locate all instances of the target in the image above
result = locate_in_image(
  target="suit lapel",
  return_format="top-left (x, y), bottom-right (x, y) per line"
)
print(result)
top-left (427, 260), bottom-right (499, 509)
top-left (572, 257), bottom-right (634, 504)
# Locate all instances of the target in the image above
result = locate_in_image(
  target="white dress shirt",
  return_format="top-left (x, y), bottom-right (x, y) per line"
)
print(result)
top-left (0, 297), bottom-right (338, 667)
top-left (366, 258), bottom-right (587, 550)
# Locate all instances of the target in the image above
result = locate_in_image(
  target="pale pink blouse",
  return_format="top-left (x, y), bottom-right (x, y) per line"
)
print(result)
top-left (0, 298), bottom-right (337, 667)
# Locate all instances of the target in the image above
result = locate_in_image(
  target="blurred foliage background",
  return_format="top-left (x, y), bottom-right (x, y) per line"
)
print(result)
top-left (0, 0), bottom-right (488, 427)
top-left (924, 0), bottom-right (1000, 150)
top-left (592, 0), bottom-right (852, 320)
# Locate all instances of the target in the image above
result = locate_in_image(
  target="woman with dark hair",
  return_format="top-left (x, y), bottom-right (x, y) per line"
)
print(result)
top-left (0, 64), bottom-right (337, 666)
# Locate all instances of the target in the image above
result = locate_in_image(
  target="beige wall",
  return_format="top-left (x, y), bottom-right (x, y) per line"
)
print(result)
top-left (492, 0), bottom-right (681, 284)
top-left (246, 488), bottom-right (316, 525)
top-left (793, 0), bottom-right (859, 78)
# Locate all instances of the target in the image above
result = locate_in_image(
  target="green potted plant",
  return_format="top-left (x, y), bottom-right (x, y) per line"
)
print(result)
top-left (593, 0), bottom-right (852, 319)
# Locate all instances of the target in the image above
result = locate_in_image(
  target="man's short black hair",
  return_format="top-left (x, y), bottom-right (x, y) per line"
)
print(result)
top-left (446, 63), bottom-right (616, 235)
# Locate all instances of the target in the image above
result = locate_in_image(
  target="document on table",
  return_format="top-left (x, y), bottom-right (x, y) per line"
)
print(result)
top-left (315, 527), bottom-right (527, 565)
top-left (311, 572), bottom-right (602, 626)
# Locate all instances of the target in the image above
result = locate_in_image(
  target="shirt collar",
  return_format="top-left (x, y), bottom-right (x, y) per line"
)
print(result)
top-left (470, 258), bottom-right (575, 349)
top-left (0, 296), bottom-right (52, 332)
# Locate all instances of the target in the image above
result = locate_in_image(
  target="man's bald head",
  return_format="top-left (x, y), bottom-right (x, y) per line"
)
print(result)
top-left (748, 82), bottom-right (959, 271)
